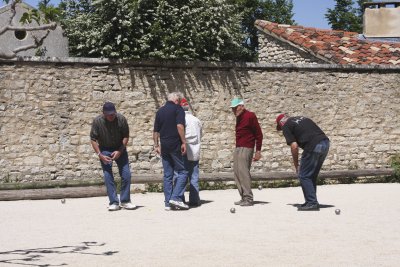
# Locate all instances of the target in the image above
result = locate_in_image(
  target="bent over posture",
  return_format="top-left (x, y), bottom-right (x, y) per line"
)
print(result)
top-left (90, 102), bottom-right (136, 211)
top-left (276, 113), bottom-right (330, 211)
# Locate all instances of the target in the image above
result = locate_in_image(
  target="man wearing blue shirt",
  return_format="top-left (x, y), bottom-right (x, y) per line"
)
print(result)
top-left (153, 92), bottom-right (189, 210)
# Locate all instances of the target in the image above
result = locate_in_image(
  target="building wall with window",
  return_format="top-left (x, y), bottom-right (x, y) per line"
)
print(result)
top-left (0, 2), bottom-right (68, 58)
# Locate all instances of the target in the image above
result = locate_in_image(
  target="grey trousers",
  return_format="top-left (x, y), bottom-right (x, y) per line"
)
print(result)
top-left (233, 147), bottom-right (254, 202)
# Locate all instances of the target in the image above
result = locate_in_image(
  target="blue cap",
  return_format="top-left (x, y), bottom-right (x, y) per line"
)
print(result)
top-left (103, 102), bottom-right (116, 115)
top-left (230, 98), bottom-right (244, 108)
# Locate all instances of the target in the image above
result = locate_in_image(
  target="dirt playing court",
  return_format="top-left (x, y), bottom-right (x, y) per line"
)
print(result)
top-left (0, 183), bottom-right (399, 266)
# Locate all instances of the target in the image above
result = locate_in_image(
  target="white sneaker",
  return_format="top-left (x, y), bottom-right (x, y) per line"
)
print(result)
top-left (169, 200), bottom-right (189, 210)
top-left (120, 202), bottom-right (137, 210)
top-left (108, 204), bottom-right (120, 211)
top-left (165, 206), bottom-right (172, 211)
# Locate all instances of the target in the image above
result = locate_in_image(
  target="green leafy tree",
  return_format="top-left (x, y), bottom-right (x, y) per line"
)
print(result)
top-left (325, 0), bottom-right (368, 33)
top-left (229, 0), bottom-right (294, 61)
top-left (59, 0), bottom-right (250, 61)
top-left (0, 0), bottom-right (58, 58)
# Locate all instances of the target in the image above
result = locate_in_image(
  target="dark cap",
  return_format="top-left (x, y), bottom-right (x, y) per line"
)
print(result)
top-left (103, 102), bottom-right (116, 115)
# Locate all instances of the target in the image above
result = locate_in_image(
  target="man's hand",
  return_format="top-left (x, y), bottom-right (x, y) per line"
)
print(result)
top-left (111, 150), bottom-right (122, 160)
top-left (181, 143), bottom-right (186, 155)
top-left (99, 153), bottom-right (112, 164)
top-left (253, 151), bottom-right (261, 161)
top-left (154, 146), bottom-right (161, 155)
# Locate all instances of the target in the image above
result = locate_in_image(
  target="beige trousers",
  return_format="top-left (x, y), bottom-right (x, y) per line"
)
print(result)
top-left (233, 147), bottom-right (254, 202)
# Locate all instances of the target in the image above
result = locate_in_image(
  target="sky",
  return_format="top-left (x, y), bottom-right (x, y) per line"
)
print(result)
top-left (14, 0), bottom-right (338, 29)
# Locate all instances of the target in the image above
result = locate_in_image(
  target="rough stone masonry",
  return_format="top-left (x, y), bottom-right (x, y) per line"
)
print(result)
top-left (0, 58), bottom-right (399, 183)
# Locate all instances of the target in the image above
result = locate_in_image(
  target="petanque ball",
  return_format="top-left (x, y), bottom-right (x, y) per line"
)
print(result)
top-left (335, 209), bottom-right (340, 215)
top-left (61, 199), bottom-right (66, 204)
top-left (230, 207), bottom-right (236, 213)
top-left (258, 185), bottom-right (263, 190)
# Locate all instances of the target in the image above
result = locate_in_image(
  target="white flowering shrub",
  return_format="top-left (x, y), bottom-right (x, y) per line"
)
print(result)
top-left (60, 0), bottom-right (251, 61)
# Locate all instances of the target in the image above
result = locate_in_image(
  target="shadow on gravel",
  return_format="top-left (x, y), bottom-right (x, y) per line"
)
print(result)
top-left (288, 203), bottom-right (335, 209)
top-left (0, 241), bottom-right (118, 266)
top-left (253, 201), bottom-right (270, 205)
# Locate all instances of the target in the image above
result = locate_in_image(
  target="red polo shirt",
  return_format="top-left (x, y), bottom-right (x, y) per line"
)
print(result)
top-left (235, 109), bottom-right (263, 151)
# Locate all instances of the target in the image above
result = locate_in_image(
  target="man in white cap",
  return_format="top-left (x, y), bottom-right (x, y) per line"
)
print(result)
top-left (230, 97), bottom-right (263, 207)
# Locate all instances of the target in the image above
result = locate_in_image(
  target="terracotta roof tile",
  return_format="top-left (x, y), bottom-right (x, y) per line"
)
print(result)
top-left (255, 20), bottom-right (400, 65)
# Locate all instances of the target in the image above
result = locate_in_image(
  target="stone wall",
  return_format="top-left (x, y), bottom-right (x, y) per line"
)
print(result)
top-left (258, 33), bottom-right (326, 64)
top-left (0, 58), bottom-right (399, 183)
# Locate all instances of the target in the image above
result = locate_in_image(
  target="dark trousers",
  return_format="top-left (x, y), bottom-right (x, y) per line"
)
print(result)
top-left (298, 139), bottom-right (330, 205)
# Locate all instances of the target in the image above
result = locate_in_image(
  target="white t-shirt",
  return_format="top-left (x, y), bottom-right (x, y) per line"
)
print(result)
top-left (185, 111), bottom-right (202, 161)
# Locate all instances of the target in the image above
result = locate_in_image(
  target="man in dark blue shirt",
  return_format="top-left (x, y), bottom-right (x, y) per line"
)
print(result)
top-left (153, 92), bottom-right (189, 210)
top-left (276, 113), bottom-right (330, 211)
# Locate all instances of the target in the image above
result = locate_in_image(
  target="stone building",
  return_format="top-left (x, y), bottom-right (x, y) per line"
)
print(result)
top-left (0, 1), bottom-right (68, 58)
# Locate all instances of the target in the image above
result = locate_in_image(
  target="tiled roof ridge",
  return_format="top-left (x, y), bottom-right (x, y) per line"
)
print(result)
top-left (255, 19), bottom-right (400, 65)
top-left (256, 20), bottom-right (359, 37)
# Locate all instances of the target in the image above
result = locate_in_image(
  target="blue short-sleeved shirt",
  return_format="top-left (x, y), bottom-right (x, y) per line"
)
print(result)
top-left (153, 101), bottom-right (186, 153)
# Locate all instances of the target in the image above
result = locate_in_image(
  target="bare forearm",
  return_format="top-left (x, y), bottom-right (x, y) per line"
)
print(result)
top-left (119, 137), bottom-right (129, 152)
top-left (153, 132), bottom-right (160, 146)
top-left (290, 142), bottom-right (299, 171)
top-left (91, 140), bottom-right (101, 155)
top-left (177, 124), bottom-right (186, 145)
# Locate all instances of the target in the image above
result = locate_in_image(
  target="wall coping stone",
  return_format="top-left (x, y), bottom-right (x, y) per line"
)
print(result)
top-left (1, 56), bottom-right (400, 72)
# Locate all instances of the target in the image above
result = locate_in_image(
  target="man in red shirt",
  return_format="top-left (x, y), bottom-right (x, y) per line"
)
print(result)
top-left (230, 98), bottom-right (263, 206)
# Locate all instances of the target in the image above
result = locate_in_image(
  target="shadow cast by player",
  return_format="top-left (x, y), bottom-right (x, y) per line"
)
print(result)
top-left (131, 205), bottom-right (145, 210)
top-left (287, 203), bottom-right (335, 209)
top-left (0, 241), bottom-right (118, 267)
top-left (253, 201), bottom-right (270, 205)
top-left (188, 199), bottom-right (213, 209)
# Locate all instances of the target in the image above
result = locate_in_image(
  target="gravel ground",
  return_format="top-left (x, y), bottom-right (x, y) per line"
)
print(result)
top-left (0, 183), bottom-right (399, 267)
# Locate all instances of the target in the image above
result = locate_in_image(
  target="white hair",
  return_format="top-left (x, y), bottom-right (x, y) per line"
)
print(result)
top-left (167, 92), bottom-right (183, 102)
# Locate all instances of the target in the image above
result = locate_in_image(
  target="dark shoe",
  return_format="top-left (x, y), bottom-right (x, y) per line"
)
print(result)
top-left (240, 201), bottom-right (254, 207)
top-left (234, 200), bottom-right (244, 205)
top-left (300, 202), bottom-right (308, 207)
top-left (189, 201), bottom-right (201, 207)
top-left (297, 203), bottom-right (319, 211)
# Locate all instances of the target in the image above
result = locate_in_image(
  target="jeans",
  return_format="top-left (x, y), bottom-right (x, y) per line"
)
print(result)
top-left (183, 156), bottom-right (200, 206)
top-left (298, 139), bottom-right (330, 205)
top-left (100, 148), bottom-right (131, 205)
top-left (161, 148), bottom-right (188, 207)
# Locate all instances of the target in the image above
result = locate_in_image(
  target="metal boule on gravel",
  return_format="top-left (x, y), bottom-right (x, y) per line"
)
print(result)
top-left (230, 207), bottom-right (236, 213)
top-left (335, 209), bottom-right (340, 215)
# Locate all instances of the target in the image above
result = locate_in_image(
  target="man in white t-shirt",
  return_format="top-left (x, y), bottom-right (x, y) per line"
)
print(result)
top-left (180, 98), bottom-right (203, 207)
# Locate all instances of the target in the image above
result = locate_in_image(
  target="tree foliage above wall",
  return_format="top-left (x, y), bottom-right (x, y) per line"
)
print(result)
top-left (325, 0), bottom-right (368, 33)
top-left (59, 0), bottom-right (295, 61)
top-left (59, 0), bottom-right (250, 61)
